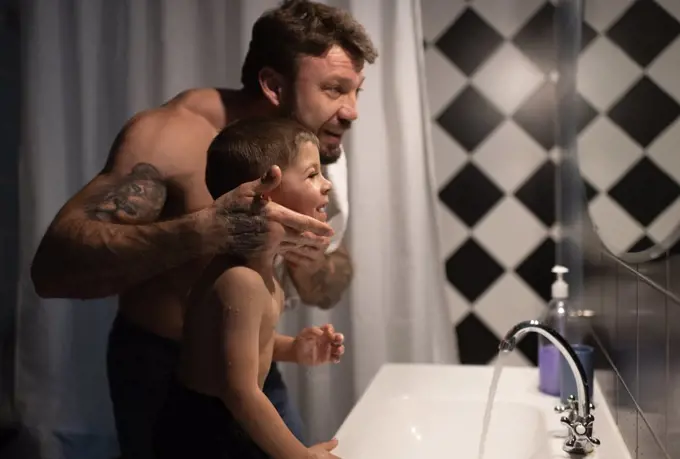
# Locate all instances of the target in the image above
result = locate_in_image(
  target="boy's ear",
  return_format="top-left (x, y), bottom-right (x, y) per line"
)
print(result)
top-left (258, 67), bottom-right (284, 107)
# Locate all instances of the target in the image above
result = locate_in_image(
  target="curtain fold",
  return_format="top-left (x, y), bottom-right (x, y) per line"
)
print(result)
top-left (16, 1), bottom-right (457, 457)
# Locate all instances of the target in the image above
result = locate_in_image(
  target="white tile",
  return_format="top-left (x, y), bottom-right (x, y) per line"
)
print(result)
top-left (435, 201), bottom-right (470, 261)
top-left (474, 272), bottom-right (546, 340)
top-left (472, 0), bottom-right (544, 37)
top-left (577, 117), bottom-right (644, 191)
top-left (648, 119), bottom-right (680, 184)
top-left (588, 194), bottom-right (645, 255)
top-left (424, 46), bottom-right (467, 117)
top-left (648, 37), bottom-right (680, 104)
top-left (431, 122), bottom-right (468, 189)
top-left (583, 0), bottom-right (634, 32)
top-left (474, 196), bottom-right (547, 269)
top-left (445, 282), bottom-right (471, 326)
top-left (647, 197), bottom-right (680, 245)
top-left (577, 36), bottom-right (641, 111)
top-left (656, 0), bottom-right (680, 24)
top-left (420, 0), bottom-right (467, 43)
top-left (472, 43), bottom-right (544, 115)
top-left (472, 120), bottom-right (547, 193)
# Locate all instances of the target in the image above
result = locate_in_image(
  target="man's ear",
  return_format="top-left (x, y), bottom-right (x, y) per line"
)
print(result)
top-left (259, 67), bottom-right (285, 107)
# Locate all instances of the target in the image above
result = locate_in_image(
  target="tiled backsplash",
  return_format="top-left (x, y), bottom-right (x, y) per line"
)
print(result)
top-left (579, 240), bottom-right (680, 458)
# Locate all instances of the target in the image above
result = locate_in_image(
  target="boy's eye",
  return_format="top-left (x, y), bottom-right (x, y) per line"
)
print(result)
top-left (308, 172), bottom-right (319, 178)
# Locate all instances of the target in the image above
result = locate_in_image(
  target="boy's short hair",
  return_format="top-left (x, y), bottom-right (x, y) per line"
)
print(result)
top-left (206, 117), bottom-right (319, 199)
top-left (241, 0), bottom-right (378, 95)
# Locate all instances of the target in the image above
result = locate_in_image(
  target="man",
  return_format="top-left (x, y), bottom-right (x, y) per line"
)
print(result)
top-left (30, 1), bottom-right (378, 458)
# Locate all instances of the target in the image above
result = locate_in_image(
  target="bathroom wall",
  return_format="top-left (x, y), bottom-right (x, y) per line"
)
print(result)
top-left (0, 0), bottom-right (20, 441)
top-left (566, 1), bottom-right (680, 458)
top-left (420, 0), bottom-right (680, 370)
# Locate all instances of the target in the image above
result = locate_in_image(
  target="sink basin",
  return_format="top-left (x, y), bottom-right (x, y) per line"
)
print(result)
top-left (335, 398), bottom-right (550, 459)
top-left (333, 364), bottom-right (632, 459)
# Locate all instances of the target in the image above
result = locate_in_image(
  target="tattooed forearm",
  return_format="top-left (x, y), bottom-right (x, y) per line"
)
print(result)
top-left (292, 245), bottom-right (354, 309)
top-left (85, 163), bottom-right (167, 224)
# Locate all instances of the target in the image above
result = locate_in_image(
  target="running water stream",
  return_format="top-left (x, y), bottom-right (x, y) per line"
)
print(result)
top-left (477, 353), bottom-right (507, 459)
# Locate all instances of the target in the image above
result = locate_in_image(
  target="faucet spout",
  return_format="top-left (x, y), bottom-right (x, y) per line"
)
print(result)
top-left (499, 320), bottom-right (600, 455)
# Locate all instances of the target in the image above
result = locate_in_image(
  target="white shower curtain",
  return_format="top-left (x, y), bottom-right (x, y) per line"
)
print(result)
top-left (17, 0), bottom-right (457, 457)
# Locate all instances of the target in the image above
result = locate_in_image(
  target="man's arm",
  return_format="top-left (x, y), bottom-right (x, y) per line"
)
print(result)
top-left (286, 242), bottom-right (354, 309)
top-left (215, 268), bottom-right (309, 459)
top-left (29, 110), bottom-right (232, 299)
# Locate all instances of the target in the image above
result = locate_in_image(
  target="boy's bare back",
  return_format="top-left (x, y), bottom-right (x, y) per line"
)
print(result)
top-left (177, 256), bottom-right (284, 399)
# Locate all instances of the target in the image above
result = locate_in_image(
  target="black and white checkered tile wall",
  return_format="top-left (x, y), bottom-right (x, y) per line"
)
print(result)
top-left (421, 0), bottom-right (680, 366)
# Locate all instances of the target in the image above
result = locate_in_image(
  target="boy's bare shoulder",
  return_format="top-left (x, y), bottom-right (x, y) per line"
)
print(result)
top-left (211, 265), bottom-right (273, 306)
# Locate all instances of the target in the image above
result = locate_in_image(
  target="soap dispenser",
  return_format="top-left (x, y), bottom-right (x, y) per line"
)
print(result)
top-left (538, 265), bottom-right (569, 396)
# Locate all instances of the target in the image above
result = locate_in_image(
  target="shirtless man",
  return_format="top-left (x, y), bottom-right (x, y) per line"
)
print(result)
top-left (29, 1), bottom-right (378, 457)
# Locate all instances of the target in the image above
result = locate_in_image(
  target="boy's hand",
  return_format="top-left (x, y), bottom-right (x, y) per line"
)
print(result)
top-left (294, 324), bottom-right (345, 366)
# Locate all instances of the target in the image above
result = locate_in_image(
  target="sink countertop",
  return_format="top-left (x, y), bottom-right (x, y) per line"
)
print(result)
top-left (333, 364), bottom-right (633, 459)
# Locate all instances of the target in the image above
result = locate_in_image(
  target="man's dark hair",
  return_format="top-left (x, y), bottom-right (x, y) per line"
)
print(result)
top-left (206, 117), bottom-right (319, 199)
top-left (241, 0), bottom-right (378, 94)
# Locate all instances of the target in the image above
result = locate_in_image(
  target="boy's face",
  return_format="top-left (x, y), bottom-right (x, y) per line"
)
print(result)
top-left (270, 140), bottom-right (332, 222)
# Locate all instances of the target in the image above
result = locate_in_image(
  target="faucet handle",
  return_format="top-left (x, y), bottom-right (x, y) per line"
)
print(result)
top-left (559, 415), bottom-right (600, 454)
top-left (554, 394), bottom-right (579, 414)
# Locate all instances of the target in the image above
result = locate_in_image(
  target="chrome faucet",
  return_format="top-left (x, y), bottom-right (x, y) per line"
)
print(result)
top-left (499, 320), bottom-right (600, 455)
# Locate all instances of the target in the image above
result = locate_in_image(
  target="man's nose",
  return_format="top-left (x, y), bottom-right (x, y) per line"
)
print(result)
top-left (338, 102), bottom-right (358, 122)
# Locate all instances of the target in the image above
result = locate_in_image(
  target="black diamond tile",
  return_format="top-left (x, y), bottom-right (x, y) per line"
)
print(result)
top-left (607, 77), bottom-right (680, 148)
top-left (445, 238), bottom-right (504, 303)
top-left (435, 9), bottom-right (503, 76)
top-left (513, 81), bottom-right (597, 150)
top-left (513, 3), bottom-right (596, 74)
top-left (455, 313), bottom-right (501, 365)
top-left (515, 161), bottom-right (556, 227)
top-left (437, 86), bottom-right (504, 152)
top-left (439, 163), bottom-right (504, 227)
top-left (608, 157), bottom-right (680, 226)
top-left (515, 237), bottom-right (557, 302)
top-left (583, 178), bottom-right (598, 203)
top-left (517, 334), bottom-right (539, 366)
top-left (606, 0), bottom-right (680, 68)
top-left (628, 235), bottom-right (655, 253)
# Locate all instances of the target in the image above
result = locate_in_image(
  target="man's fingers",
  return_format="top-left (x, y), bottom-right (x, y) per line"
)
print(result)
top-left (251, 165), bottom-right (282, 194)
top-left (267, 202), bottom-right (334, 237)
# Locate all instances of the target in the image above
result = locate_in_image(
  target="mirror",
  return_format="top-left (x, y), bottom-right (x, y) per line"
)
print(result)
top-left (574, 0), bottom-right (680, 261)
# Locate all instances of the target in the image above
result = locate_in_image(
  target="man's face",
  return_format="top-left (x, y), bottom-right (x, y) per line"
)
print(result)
top-left (283, 45), bottom-right (365, 165)
top-left (270, 140), bottom-right (332, 222)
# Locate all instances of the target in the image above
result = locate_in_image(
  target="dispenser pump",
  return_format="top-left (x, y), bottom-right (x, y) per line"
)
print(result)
top-left (551, 265), bottom-right (569, 299)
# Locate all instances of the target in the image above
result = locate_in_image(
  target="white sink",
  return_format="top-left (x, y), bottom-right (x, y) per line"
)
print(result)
top-left (334, 364), bottom-right (632, 459)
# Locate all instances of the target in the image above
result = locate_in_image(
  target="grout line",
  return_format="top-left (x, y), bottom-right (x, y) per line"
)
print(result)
top-left (602, 250), bottom-right (680, 307)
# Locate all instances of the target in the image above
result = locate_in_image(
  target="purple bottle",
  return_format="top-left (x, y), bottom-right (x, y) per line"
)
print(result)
top-left (538, 266), bottom-right (569, 396)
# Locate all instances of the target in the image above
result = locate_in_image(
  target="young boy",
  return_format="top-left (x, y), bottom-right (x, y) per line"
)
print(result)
top-left (153, 118), bottom-right (345, 459)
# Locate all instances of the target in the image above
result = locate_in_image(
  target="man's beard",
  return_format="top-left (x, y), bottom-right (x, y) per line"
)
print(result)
top-left (320, 143), bottom-right (342, 165)
top-left (279, 101), bottom-right (343, 165)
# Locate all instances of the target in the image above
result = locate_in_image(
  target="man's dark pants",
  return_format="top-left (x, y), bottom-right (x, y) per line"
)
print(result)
top-left (107, 314), bottom-right (305, 459)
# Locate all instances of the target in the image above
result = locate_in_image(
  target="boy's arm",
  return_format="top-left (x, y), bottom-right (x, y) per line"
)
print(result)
top-left (215, 267), bottom-right (309, 459)
top-left (272, 334), bottom-right (297, 362)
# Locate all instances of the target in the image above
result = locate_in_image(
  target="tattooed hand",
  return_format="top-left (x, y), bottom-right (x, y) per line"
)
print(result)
top-left (214, 166), bottom-right (334, 259)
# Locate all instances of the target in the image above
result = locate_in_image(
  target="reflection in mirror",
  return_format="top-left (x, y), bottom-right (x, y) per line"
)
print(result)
top-left (574, 1), bottom-right (680, 261)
